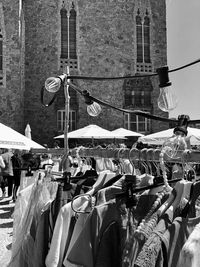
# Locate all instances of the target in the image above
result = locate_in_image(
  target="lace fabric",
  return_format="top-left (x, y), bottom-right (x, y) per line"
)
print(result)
top-left (122, 191), bottom-right (170, 267)
top-left (134, 231), bottom-right (162, 267)
top-left (122, 212), bottom-right (159, 267)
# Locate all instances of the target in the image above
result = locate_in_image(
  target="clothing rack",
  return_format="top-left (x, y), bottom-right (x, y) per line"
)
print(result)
top-left (69, 147), bottom-right (200, 164)
top-left (31, 147), bottom-right (200, 163)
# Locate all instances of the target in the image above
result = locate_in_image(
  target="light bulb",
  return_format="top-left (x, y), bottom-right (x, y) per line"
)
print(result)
top-left (87, 102), bottom-right (102, 117)
top-left (162, 133), bottom-right (187, 159)
top-left (157, 87), bottom-right (178, 112)
top-left (45, 74), bottom-right (66, 93)
top-left (156, 66), bottom-right (177, 112)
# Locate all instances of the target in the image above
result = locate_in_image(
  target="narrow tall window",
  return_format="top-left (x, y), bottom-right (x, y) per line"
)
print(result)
top-left (136, 13), bottom-right (143, 63)
top-left (136, 10), bottom-right (151, 64)
top-left (69, 6), bottom-right (77, 59)
top-left (143, 15), bottom-right (150, 63)
top-left (60, 3), bottom-right (77, 59)
top-left (60, 7), bottom-right (68, 58)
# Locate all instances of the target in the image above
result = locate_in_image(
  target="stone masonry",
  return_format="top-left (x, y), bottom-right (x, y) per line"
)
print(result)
top-left (0, 0), bottom-right (24, 133)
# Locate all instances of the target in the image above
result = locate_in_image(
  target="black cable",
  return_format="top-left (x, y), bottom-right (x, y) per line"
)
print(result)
top-left (41, 57), bottom-right (200, 124)
top-left (68, 82), bottom-right (200, 124)
top-left (40, 85), bottom-right (58, 107)
top-left (67, 58), bottom-right (200, 81)
top-left (168, 58), bottom-right (200, 74)
top-left (67, 81), bottom-right (178, 123)
top-left (68, 72), bottom-right (157, 81)
top-left (89, 95), bottom-right (178, 122)
top-left (41, 80), bottom-right (200, 124)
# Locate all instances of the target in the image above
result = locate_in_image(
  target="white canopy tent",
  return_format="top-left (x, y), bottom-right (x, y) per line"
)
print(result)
top-left (0, 122), bottom-right (44, 150)
top-left (138, 127), bottom-right (200, 146)
top-left (111, 128), bottom-right (144, 137)
top-left (54, 124), bottom-right (126, 139)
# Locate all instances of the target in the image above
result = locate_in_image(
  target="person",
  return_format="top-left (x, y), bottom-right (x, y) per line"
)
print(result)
top-left (1, 148), bottom-right (14, 198)
top-left (40, 153), bottom-right (53, 169)
top-left (0, 149), bottom-right (5, 197)
top-left (53, 140), bottom-right (60, 149)
top-left (11, 149), bottom-right (22, 202)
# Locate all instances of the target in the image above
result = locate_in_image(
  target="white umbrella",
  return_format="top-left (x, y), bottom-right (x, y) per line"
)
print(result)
top-left (138, 127), bottom-right (200, 146)
top-left (0, 122), bottom-right (44, 150)
top-left (25, 123), bottom-right (32, 139)
top-left (54, 124), bottom-right (126, 139)
top-left (111, 128), bottom-right (144, 137)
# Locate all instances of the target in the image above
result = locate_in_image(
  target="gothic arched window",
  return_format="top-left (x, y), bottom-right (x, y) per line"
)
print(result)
top-left (60, 3), bottom-right (77, 59)
top-left (136, 10), bottom-right (151, 64)
top-left (144, 15), bottom-right (150, 63)
top-left (69, 6), bottom-right (77, 59)
top-left (136, 14), bottom-right (143, 63)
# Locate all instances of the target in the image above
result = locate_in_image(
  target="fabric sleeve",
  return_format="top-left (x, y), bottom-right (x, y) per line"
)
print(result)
top-left (63, 209), bottom-right (90, 267)
top-left (177, 223), bottom-right (200, 267)
top-left (33, 208), bottom-right (50, 267)
top-left (45, 203), bottom-right (74, 267)
top-left (67, 207), bottom-right (100, 267)
top-left (95, 221), bottom-right (121, 267)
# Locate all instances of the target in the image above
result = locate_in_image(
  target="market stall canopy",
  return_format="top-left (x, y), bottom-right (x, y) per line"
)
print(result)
top-left (138, 127), bottom-right (200, 146)
top-left (54, 124), bottom-right (126, 139)
top-left (0, 122), bottom-right (44, 150)
top-left (111, 128), bottom-right (144, 137)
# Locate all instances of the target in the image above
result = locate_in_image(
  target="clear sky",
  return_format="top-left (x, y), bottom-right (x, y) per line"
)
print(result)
top-left (166, 0), bottom-right (200, 120)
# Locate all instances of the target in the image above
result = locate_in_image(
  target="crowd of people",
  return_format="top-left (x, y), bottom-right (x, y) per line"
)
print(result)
top-left (0, 149), bottom-right (22, 203)
top-left (0, 148), bottom-right (44, 203)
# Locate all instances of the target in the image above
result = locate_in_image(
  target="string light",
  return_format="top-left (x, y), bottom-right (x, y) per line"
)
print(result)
top-left (157, 66), bottom-right (178, 112)
top-left (82, 90), bottom-right (102, 117)
top-left (45, 74), bottom-right (67, 93)
top-left (42, 58), bottom-right (200, 125)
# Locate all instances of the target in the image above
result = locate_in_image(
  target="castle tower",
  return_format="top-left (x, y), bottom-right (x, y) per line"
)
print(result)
top-left (3, 0), bottom-right (168, 146)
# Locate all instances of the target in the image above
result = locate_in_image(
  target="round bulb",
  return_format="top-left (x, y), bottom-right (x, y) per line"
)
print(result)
top-left (162, 133), bottom-right (187, 159)
top-left (45, 77), bottom-right (61, 93)
top-left (87, 102), bottom-right (102, 117)
top-left (157, 87), bottom-right (178, 112)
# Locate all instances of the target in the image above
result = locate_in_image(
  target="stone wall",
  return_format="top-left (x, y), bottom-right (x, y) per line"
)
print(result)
top-left (23, 0), bottom-right (60, 145)
top-left (0, 0), bottom-right (24, 133)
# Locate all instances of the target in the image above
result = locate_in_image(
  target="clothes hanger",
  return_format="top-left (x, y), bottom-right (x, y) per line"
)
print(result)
top-left (134, 150), bottom-right (173, 234)
top-left (146, 148), bottom-right (154, 175)
top-left (70, 169), bottom-right (118, 214)
top-left (178, 155), bottom-right (199, 218)
top-left (128, 147), bottom-right (137, 175)
top-left (141, 148), bottom-right (154, 175)
top-left (157, 151), bottom-right (193, 218)
top-left (139, 149), bottom-right (149, 174)
top-left (149, 149), bottom-right (171, 196)
top-left (70, 147), bottom-right (131, 212)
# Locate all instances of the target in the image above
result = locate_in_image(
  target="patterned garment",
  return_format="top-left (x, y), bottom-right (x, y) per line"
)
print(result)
top-left (122, 192), bottom-right (169, 267)
top-left (134, 212), bottom-right (173, 267)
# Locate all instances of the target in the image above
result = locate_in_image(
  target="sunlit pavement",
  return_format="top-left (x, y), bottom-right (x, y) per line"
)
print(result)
top-left (0, 196), bottom-right (14, 267)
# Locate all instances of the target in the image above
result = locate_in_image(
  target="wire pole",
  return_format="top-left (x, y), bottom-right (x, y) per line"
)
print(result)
top-left (64, 66), bottom-right (70, 156)
top-left (62, 10), bottom-right (71, 172)
top-left (61, 65), bottom-right (70, 172)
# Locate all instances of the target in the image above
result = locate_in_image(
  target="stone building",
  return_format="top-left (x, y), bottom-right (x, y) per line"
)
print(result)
top-left (0, 0), bottom-right (169, 146)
